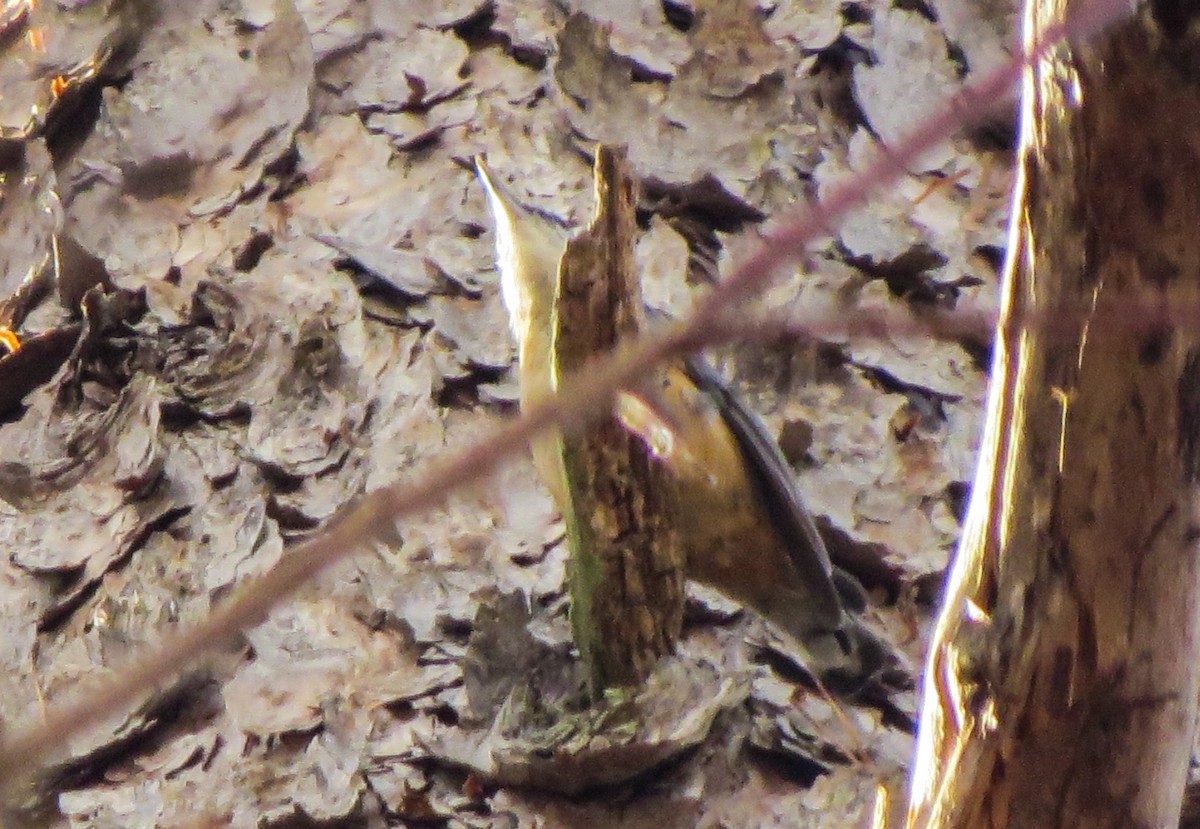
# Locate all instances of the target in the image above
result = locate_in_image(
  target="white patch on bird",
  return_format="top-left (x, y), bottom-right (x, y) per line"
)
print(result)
top-left (616, 392), bottom-right (678, 461)
top-left (478, 180), bottom-right (530, 341)
top-left (491, 211), bottom-right (528, 341)
top-left (476, 165), bottom-right (566, 346)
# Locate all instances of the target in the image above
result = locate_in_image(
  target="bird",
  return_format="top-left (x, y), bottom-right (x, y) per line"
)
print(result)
top-left (475, 155), bottom-right (898, 690)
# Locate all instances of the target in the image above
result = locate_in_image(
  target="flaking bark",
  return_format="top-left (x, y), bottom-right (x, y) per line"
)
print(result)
top-left (555, 147), bottom-right (686, 693)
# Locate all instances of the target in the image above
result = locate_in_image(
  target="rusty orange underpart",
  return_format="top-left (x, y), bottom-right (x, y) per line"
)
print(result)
top-left (0, 328), bottom-right (20, 355)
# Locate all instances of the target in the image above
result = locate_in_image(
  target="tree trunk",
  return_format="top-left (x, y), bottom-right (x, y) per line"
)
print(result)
top-left (908, 3), bottom-right (1200, 827)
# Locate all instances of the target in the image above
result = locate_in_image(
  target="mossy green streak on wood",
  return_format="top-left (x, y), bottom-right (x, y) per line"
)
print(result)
top-left (558, 428), bottom-right (605, 695)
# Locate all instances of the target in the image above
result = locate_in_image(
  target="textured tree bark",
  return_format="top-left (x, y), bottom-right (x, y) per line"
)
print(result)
top-left (907, 2), bottom-right (1200, 828)
top-left (555, 146), bottom-right (686, 693)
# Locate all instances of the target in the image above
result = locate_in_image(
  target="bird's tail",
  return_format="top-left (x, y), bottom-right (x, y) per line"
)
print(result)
top-left (780, 611), bottom-right (910, 695)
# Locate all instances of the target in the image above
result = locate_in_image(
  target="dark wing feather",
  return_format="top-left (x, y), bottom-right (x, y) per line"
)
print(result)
top-left (681, 354), bottom-right (846, 626)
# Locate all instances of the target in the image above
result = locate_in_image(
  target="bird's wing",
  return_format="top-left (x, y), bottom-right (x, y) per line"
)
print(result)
top-left (680, 354), bottom-right (845, 624)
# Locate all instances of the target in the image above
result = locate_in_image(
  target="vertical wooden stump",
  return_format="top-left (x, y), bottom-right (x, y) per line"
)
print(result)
top-left (555, 147), bottom-right (686, 693)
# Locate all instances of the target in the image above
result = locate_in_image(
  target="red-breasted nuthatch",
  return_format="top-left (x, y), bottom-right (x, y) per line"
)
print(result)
top-left (476, 157), bottom-right (896, 689)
